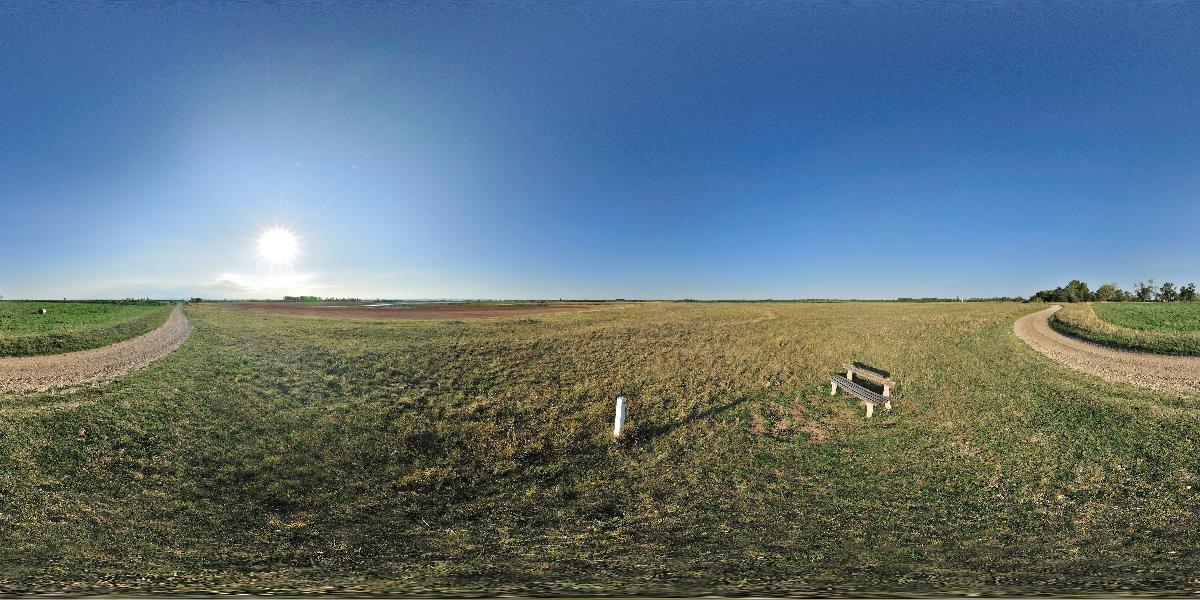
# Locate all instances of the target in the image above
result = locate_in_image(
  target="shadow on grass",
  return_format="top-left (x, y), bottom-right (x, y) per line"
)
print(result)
top-left (850, 360), bottom-right (891, 379)
top-left (621, 396), bottom-right (750, 444)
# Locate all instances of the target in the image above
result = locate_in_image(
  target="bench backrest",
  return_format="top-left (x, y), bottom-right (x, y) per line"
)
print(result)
top-left (842, 363), bottom-right (895, 386)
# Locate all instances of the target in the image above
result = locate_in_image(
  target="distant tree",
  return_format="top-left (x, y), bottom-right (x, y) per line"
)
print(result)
top-left (1094, 283), bottom-right (1125, 302)
top-left (962, 296), bottom-right (1024, 302)
top-left (1031, 288), bottom-right (1058, 302)
top-left (1134, 280), bottom-right (1156, 302)
top-left (1181, 283), bottom-right (1197, 302)
top-left (1159, 281), bottom-right (1179, 302)
top-left (1031, 286), bottom-right (1065, 302)
top-left (1064, 280), bottom-right (1092, 302)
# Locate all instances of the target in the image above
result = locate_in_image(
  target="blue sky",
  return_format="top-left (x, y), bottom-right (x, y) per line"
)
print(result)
top-left (2, 2), bottom-right (1198, 300)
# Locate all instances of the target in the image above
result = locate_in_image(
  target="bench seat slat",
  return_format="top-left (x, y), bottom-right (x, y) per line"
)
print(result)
top-left (830, 375), bottom-right (886, 405)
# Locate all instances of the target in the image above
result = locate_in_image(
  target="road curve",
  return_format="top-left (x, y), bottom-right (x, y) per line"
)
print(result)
top-left (0, 304), bottom-right (192, 394)
top-left (1014, 305), bottom-right (1200, 395)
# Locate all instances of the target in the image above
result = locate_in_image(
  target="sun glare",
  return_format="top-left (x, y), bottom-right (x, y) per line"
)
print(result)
top-left (257, 227), bottom-right (299, 266)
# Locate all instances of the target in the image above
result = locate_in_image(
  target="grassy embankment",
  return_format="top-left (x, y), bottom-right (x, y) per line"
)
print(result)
top-left (0, 301), bottom-right (174, 357)
top-left (1052, 302), bottom-right (1200, 355)
top-left (1, 301), bottom-right (1199, 595)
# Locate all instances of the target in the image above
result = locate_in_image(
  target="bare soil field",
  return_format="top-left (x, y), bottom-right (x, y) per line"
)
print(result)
top-left (229, 301), bottom-right (609, 320)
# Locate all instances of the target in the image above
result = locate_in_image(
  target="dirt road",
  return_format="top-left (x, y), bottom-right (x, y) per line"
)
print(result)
top-left (0, 304), bottom-right (192, 395)
top-left (1014, 305), bottom-right (1200, 395)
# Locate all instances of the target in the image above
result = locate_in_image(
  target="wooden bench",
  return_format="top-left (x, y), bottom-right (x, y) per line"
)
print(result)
top-left (829, 363), bottom-right (896, 418)
top-left (842, 363), bottom-right (895, 397)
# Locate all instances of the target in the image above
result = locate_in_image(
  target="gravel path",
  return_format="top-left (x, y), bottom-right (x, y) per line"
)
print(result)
top-left (0, 304), bottom-right (192, 394)
top-left (1014, 305), bottom-right (1200, 395)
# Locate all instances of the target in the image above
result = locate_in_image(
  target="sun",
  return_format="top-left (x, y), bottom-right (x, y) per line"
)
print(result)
top-left (257, 227), bottom-right (299, 266)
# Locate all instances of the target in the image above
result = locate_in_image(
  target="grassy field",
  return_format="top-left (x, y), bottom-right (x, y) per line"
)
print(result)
top-left (1096, 302), bottom-right (1200, 332)
top-left (0, 301), bottom-right (174, 357)
top-left (1, 301), bottom-right (1199, 595)
top-left (1053, 302), bottom-right (1200, 355)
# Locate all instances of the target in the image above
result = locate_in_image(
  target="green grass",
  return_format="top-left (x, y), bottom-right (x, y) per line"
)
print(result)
top-left (1, 302), bottom-right (1199, 595)
top-left (1052, 302), bottom-right (1200, 355)
top-left (1096, 301), bottom-right (1200, 333)
top-left (0, 301), bottom-right (174, 357)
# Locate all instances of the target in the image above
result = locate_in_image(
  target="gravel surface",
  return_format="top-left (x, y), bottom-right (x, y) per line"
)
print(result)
top-left (0, 304), bottom-right (191, 394)
top-left (1014, 305), bottom-right (1200, 395)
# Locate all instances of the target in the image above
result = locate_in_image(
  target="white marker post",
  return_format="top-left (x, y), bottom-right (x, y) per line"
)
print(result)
top-left (613, 396), bottom-right (627, 438)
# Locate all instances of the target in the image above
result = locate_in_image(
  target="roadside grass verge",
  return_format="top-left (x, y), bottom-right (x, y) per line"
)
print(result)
top-left (1052, 302), bottom-right (1200, 355)
top-left (0, 301), bottom-right (174, 357)
top-left (1, 302), bottom-right (1199, 595)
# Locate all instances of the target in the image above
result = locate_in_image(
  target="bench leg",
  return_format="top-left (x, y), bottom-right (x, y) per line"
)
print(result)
top-left (883, 385), bottom-right (890, 397)
top-left (830, 381), bottom-right (838, 395)
top-left (865, 402), bottom-right (874, 418)
top-left (846, 370), bottom-right (853, 382)
top-left (884, 400), bottom-right (892, 410)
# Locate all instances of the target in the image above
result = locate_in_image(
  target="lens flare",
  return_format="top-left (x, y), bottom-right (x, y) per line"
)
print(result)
top-left (257, 227), bottom-right (299, 266)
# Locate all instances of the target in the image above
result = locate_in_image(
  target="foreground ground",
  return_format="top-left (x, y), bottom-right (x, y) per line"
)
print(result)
top-left (1, 301), bottom-right (1198, 595)
top-left (0, 301), bottom-right (172, 357)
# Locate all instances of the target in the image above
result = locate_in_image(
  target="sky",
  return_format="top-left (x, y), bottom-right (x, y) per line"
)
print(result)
top-left (1, 2), bottom-right (1199, 300)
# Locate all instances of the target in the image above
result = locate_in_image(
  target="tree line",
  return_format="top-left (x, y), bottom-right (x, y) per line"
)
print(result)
top-left (1031, 279), bottom-right (1198, 303)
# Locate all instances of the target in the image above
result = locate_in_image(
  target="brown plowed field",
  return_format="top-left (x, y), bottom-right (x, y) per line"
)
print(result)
top-left (229, 301), bottom-right (608, 320)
